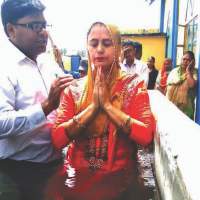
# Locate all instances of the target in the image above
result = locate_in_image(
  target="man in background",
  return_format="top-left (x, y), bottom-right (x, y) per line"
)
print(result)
top-left (147, 56), bottom-right (158, 89)
top-left (133, 41), bottom-right (142, 60)
top-left (121, 40), bottom-right (149, 86)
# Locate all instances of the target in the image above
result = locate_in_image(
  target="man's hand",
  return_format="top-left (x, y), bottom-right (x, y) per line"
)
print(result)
top-left (42, 74), bottom-right (73, 116)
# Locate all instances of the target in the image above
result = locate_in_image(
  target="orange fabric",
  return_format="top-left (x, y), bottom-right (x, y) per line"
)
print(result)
top-left (159, 63), bottom-right (169, 93)
top-left (160, 66), bottom-right (168, 86)
top-left (112, 77), bottom-right (155, 146)
top-left (50, 22), bottom-right (155, 200)
top-left (129, 81), bottom-right (155, 145)
top-left (52, 74), bottom-right (154, 157)
top-left (51, 126), bottom-right (69, 150)
top-left (51, 89), bottom-right (75, 149)
top-left (50, 75), bottom-right (155, 200)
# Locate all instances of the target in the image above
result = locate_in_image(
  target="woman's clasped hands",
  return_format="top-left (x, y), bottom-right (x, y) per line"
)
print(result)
top-left (92, 66), bottom-right (111, 112)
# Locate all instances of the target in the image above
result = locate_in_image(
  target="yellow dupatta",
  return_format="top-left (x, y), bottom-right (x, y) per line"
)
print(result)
top-left (75, 22), bottom-right (124, 136)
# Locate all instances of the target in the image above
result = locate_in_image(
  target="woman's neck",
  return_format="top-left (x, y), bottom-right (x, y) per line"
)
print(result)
top-left (181, 65), bottom-right (186, 72)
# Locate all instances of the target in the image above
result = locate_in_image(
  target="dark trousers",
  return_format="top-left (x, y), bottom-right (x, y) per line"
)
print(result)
top-left (0, 159), bottom-right (62, 200)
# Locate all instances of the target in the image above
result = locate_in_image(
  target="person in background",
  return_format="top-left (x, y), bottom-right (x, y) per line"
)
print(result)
top-left (0, 0), bottom-right (73, 200)
top-left (155, 58), bottom-right (172, 94)
top-left (120, 41), bottom-right (153, 199)
top-left (78, 59), bottom-right (88, 78)
top-left (133, 41), bottom-right (142, 60)
top-left (120, 40), bottom-right (149, 86)
top-left (147, 56), bottom-right (158, 90)
top-left (46, 21), bottom-right (155, 200)
top-left (139, 56), bottom-right (157, 198)
top-left (166, 51), bottom-right (197, 119)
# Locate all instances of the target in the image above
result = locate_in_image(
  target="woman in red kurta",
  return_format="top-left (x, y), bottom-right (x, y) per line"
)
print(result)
top-left (47, 22), bottom-right (155, 200)
top-left (155, 58), bottom-right (172, 94)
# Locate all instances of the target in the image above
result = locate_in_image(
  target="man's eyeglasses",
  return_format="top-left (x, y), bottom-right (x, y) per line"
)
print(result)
top-left (13, 22), bottom-right (52, 32)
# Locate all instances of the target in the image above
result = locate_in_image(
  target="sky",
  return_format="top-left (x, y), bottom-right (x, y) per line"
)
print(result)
top-left (0, 0), bottom-right (161, 52)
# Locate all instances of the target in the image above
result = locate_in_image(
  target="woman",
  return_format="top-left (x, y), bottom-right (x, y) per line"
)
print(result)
top-left (166, 51), bottom-right (197, 119)
top-left (155, 58), bottom-right (172, 94)
top-left (47, 22), bottom-right (155, 200)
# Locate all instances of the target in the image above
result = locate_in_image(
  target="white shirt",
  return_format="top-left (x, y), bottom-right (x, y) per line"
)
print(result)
top-left (0, 40), bottom-right (63, 162)
top-left (121, 59), bottom-right (149, 86)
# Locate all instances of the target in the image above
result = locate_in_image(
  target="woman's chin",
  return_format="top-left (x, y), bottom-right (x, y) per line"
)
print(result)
top-left (94, 63), bottom-right (110, 70)
top-left (94, 61), bottom-right (105, 66)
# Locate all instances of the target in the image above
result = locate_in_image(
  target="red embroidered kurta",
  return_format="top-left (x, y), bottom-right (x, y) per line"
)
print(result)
top-left (48, 75), bottom-right (155, 200)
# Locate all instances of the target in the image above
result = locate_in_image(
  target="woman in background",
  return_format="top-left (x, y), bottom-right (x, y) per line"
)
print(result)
top-left (47, 22), bottom-right (155, 200)
top-left (166, 51), bottom-right (197, 119)
top-left (155, 58), bottom-right (172, 94)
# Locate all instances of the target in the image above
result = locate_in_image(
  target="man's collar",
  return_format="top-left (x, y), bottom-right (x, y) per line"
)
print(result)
top-left (123, 59), bottom-right (136, 67)
top-left (6, 39), bottom-right (37, 65)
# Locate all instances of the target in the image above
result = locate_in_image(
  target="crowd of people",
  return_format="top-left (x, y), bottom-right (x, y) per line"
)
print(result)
top-left (0, 0), bottom-right (198, 200)
top-left (119, 40), bottom-right (197, 120)
top-left (147, 51), bottom-right (197, 120)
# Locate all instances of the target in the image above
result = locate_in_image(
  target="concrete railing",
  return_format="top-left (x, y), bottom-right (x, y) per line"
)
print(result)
top-left (148, 90), bottom-right (200, 200)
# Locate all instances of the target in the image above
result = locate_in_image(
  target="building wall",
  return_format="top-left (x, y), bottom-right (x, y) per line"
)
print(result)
top-left (122, 35), bottom-right (166, 69)
top-left (163, 0), bottom-right (174, 60)
top-left (164, 0), bottom-right (199, 66)
top-left (63, 56), bottom-right (71, 71)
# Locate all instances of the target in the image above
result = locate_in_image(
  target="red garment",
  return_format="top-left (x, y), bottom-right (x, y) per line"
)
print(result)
top-left (48, 75), bottom-right (155, 200)
top-left (159, 64), bottom-right (169, 94)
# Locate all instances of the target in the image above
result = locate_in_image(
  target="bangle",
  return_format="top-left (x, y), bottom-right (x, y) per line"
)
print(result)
top-left (125, 116), bottom-right (131, 127)
top-left (72, 115), bottom-right (86, 129)
top-left (118, 115), bottom-right (131, 130)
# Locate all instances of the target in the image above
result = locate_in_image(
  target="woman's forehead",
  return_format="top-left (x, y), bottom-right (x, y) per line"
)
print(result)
top-left (88, 24), bottom-right (111, 39)
top-left (182, 54), bottom-right (191, 60)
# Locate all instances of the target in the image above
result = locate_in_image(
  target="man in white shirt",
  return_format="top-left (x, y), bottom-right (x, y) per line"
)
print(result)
top-left (120, 40), bottom-right (149, 86)
top-left (0, 0), bottom-right (73, 199)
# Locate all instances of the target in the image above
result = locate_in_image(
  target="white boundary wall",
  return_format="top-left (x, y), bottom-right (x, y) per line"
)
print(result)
top-left (148, 90), bottom-right (200, 200)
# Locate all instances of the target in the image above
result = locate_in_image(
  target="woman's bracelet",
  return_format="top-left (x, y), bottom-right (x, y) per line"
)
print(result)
top-left (119, 115), bottom-right (131, 130)
top-left (72, 115), bottom-right (86, 129)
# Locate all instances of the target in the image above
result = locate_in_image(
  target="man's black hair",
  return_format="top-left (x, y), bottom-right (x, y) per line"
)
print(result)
top-left (132, 41), bottom-right (142, 49)
top-left (80, 59), bottom-right (88, 70)
top-left (122, 40), bottom-right (135, 48)
top-left (1, 0), bottom-right (45, 35)
top-left (122, 40), bottom-right (142, 50)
